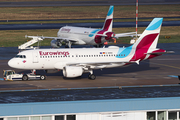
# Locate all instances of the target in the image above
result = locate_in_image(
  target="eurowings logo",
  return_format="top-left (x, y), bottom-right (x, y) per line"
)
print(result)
top-left (22, 60), bottom-right (26, 63)
top-left (39, 51), bottom-right (70, 56)
top-left (61, 28), bottom-right (71, 33)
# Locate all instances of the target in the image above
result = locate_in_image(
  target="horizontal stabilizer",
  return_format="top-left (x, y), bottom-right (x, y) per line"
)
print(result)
top-left (146, 51), bottom-right (174, 55)
top-left (115, 32), bottom-right (139, 38)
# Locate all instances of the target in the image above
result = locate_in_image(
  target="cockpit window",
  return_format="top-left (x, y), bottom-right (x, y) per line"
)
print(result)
top-left (15, 55), bottom-right (26, 58)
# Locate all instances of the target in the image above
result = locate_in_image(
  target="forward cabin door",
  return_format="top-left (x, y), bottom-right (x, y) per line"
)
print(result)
top-left (32, 51), bottom-right (39, 63)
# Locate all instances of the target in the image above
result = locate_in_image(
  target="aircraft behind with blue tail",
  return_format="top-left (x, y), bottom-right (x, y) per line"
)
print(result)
top-left (9, 18), bottom-right (168, 80)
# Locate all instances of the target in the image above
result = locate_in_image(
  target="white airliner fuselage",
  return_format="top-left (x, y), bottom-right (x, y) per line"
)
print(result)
top-left (57, 26), bottom-right (111, 45)
top-left (9, 47), bottom-right (131, 70)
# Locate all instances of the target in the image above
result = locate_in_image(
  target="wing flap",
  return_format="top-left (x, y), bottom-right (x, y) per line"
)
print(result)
top-left (67, 60), bottom-right (140, 69)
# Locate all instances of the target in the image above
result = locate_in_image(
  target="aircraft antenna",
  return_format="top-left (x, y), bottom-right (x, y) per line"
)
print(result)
top-left (136, 0), bottom-right (138, 39)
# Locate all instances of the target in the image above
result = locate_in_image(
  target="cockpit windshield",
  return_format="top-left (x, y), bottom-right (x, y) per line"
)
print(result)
top-left (15, 55), bottom-right (26, 58)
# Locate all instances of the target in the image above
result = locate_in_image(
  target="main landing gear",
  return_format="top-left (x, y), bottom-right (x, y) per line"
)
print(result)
top-left (65, 41), bottom-right (72, 48)
top-left (88, 70), bottom-right (96, 80)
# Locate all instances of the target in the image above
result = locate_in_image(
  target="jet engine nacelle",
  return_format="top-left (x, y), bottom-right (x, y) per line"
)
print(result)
top-left (63, 66), bottom-right (83, 78)
top-left (105, 32), bottom-right (115, 40)
top-left (51, 39), bottom-right (61, 48)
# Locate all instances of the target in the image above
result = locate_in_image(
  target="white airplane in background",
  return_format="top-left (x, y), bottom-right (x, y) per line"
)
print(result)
top-left (27, 5), bottom-right (136, 48)
top-left (9, 18), bottom-right (166, 80)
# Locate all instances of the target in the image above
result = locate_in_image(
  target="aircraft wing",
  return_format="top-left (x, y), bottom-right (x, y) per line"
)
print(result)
top-left (115, 32), bottom-right (141, 38)
top-left (27, 35), bottom-right (79, 42)
top-left (26, 35), bottom-right (87, 46)
top-left (64, 60), bottom-right (141, 69)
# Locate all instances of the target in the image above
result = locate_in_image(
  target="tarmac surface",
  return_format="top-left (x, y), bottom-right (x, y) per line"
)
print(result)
top-left (0, 85), bottom-right (180, 103)
top-left (0, 43), bottom-right (180, 91)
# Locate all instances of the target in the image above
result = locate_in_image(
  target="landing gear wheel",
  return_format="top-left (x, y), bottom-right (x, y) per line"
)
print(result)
top-left (40, 75), bottom-right (46, 80)
top-left (22, 75), bottom-right (28, 81)
top-left (88, 74), bottom-right (96, 80)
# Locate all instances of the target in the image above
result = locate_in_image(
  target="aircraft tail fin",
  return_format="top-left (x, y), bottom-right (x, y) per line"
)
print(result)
top-left (132, 18), bottom-right (163, 50)
top-left (129, 18), bottom-right (164, 62)
top-left (102, 5), bottom-right (114, 31)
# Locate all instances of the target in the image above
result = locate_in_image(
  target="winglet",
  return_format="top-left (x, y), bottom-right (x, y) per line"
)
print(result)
top-left (135, 59), bottom-right (140, 65)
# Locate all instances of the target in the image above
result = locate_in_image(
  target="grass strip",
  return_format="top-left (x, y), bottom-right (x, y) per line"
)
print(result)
top-left (0, 26), bottom-right (179, 47)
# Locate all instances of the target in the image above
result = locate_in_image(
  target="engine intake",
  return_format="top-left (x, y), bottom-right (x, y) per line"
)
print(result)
top-left (63, 66), bottom-right (83, 78)
top-left (51, 39), bottom-right (62, 48)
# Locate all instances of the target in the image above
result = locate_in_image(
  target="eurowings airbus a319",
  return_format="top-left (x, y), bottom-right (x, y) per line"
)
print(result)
top-left (26, 6), bottom-right (136, 48)
top-left (9, 18), bottom-right (166, 80)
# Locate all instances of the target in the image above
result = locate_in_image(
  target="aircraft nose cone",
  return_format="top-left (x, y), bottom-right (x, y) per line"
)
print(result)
top-left (8, 59), bottom-right (15, 68)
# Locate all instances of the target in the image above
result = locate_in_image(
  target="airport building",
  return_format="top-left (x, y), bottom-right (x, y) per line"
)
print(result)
top-left (1, 86), bottom-right (180, 120)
